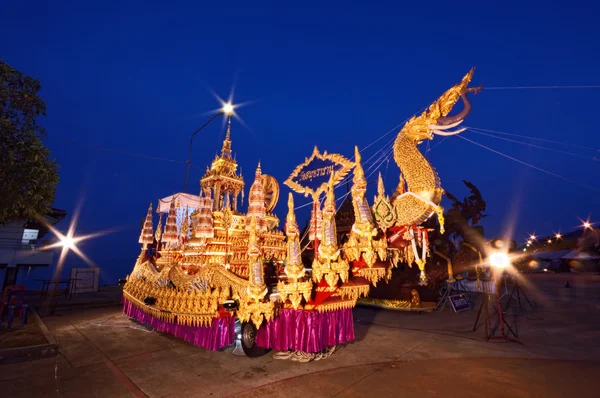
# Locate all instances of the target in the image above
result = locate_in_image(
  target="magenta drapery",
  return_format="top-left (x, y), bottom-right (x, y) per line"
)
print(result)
top-left (122, 297), bottom-right (235, 351)
top-left (255, 308), bottom-right (355, 353)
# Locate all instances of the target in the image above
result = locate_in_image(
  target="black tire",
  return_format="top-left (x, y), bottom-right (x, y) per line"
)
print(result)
top-left (241, 322), bottom-right (269, 357)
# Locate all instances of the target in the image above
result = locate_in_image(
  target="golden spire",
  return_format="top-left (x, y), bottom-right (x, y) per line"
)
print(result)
top-left (377, 172), bottom-right (385, 197)
top-left (180, 206), bottom-right (189, 239)
top-left (154, 213), bottom-right (163, 243)
top-left (285, 192), bottom-right (298, 237)
top-left (247, 216), bottom-right (259, 255)
top-left (139, 203), bottom-right (154, 246)
top-left (221, 115), bottom-right (232, 157)
top-left (324, 171), bottom-right (336, 212)
top-left (352, 146), bottom-right (367, 198)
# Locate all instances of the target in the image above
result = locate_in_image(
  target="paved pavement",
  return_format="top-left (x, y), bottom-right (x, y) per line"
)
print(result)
top-left (0, 273), bottom-right (599, 397)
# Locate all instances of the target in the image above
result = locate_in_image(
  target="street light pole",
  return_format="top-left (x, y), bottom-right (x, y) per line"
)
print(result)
top-left (183, 112), bottom-right (221, 193)
top-left (183, 103), bottom-right (235, 193)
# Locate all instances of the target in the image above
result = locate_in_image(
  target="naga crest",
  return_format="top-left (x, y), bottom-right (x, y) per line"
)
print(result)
top-left (402, 68), bottom-right (482, 142)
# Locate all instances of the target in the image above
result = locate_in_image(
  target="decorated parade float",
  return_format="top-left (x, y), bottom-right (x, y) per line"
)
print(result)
top-left (122, 69), bottom-right (482, 360)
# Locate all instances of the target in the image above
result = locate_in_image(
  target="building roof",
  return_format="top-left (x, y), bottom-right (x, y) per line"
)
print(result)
top-left (25, 208), bottom-right (67, 239)
top-left (562, 250), bottom-right (600, 260)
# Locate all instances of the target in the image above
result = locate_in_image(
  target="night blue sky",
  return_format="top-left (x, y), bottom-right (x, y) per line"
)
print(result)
top-left (2, 1), bottom-right (599, 284)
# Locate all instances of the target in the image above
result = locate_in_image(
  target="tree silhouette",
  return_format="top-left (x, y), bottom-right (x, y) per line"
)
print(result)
top-left (0, 60), bottom-right (59, 224)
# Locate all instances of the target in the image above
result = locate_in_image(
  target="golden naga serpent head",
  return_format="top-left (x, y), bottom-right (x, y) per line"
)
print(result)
top-left (402, 68), bottom-right (482, 142)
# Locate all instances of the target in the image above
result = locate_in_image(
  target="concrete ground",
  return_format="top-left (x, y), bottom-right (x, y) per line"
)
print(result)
top-left (0, 273), bottom-right (599, 397)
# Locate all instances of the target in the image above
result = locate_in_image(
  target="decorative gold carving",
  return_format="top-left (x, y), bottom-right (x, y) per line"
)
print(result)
top-left (338, 283), bottom-right (370, 301)
top-left (303, 298), bottom-right (357, 313)
top-left (312, 175), bottom-right (349, 287)
top-left (410, 289), bottom-right (421, 307)
top-left (343, 147), bottom-right (387, 269)
top-left (356, 266), bottom-right (387, 286)
top-left (123, 277), bottom-right (219, 327)
top-left (357, 297), bottom-right (435, 310)
top-left (373, 172), bottom-right (396, 230)
top-left (284, 146), bottom-right (354, 200)
top-left (261, 174), bottom-right (280, 213)
top-left (222, 206), bottom-right (233, 230)
top-left (278, 193), bottom-right (312, 310)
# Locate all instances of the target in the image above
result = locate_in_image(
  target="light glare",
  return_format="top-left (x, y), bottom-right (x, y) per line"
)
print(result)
top-left (489, 252), bottom-right (510, 268)
top-left (61, 235), bottom-right (76, 249)
top-left (222, 102), bottom-right (234, 115)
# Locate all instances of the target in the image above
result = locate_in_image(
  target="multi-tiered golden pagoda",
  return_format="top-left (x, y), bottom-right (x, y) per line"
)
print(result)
top-left (154, 117), bottom-right (286, 279)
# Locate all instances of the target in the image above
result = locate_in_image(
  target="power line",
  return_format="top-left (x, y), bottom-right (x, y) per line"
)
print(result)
top-left (484, 85), bottom-right (600, 90)
top-left (466, 129), bottom-right (599, 161)
top-left (465, 126), bottom-right (599, 152)
top-left (457, 135), bottom-right (600, 193)
top-left (46, 136), bottom-right (186, 164)
top-left (426, 137), bottom-right (449, 154)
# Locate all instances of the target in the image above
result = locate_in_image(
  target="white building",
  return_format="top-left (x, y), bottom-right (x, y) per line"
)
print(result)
top-left (0, 208), bottom-right (66, 291)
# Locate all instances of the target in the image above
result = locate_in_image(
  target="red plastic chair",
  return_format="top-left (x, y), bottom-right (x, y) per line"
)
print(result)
top-left (0, 285), bottom-right (27, 327)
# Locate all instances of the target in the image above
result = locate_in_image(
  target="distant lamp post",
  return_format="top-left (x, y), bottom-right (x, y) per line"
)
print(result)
top-left (583, 221), bottom-right (592, 230)
top-left (529, 234), bottom-right (536, 241)
top-left (50, 233), bottom-right (79, 314)
top-left (183, 102), bottom-right (235, 193)
top-left (555, 233), bottom-right (562, 239)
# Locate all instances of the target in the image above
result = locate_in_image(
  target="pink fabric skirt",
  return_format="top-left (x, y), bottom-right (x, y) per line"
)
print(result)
top-left (123, 297), bottom-right (235, 351)
top-left (255, 308), bottom-right (355, 353)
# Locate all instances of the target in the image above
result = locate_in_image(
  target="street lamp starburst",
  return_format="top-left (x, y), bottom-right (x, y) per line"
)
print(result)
top-left (222, 102), bottom-right (234, 115)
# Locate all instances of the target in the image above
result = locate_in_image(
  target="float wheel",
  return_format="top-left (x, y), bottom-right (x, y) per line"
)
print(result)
top-left (241, 322), bottom-right (269, 357)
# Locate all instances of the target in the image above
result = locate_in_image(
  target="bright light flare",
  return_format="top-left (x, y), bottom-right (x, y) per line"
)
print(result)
top-left (583, 221), bottom-right (592, 229)
top-left (489, 252), bottom-right (510, 269)
top-left (529, 234), bottom-right (536, 240)
top-left (38, 200), bottom-right (113, 280)
top-left (555, 233), bottom-right (562, 239)
top-left (60, 235), bottom-right (76, 249)
top-left (222, 102), bottom-right (234, 115)
top-left (210, 86), bottom-right (256, 137)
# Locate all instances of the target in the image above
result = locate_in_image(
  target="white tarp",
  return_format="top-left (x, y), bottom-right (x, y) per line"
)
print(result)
top-left (561, 250), bottom-right (600, 260)
top-left (157, 193), bottom-right (201, 213)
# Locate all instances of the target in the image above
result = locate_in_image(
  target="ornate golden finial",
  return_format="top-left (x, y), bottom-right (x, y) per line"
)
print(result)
top-left (180, 206), bottom-right (190, 239)
top-left (154, 213), bottom-right (163, 243)
top-left (286, 192), bottom-right (296, 226)
top-left (139, 203), bottom-right (154, 246)
top-left (256, 161), bottom-right (261, 175)
top-left (225, 115), bottom-right (231, 140)
top-left (377, 172), bottom-right (385, 197)
top-left (248, 216), bottom-right (257, 245)
top-left (373, 172), bottom-right (396, 232)
top-left (352, 146), bottom-right (367, 199)
top-left (325, 172), bottom-right (336, 211)
top-left (221, 116), bottom-right (232, 156)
